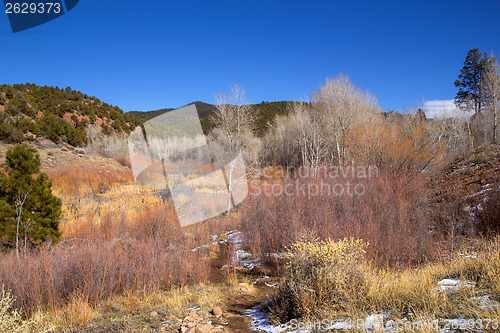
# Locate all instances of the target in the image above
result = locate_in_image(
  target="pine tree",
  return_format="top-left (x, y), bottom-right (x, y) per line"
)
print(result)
top-left (0, 144), bottom-right (62, 252)
top-left (454, 48), bottom-right (495, 114)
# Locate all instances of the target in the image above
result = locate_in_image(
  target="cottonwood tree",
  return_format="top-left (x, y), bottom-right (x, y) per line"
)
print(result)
top-left (262, 102), bottom-right (327, 170)
top-left (210, 85), bottom-right (256, 210)
top-left (483, 54), bottom-right (500, 143)
top-left (312, 74), bottom-right (380, 165)
top-left (0, 144), bottom-right (62, 253)
top-left (263, 76), bottom-right (380, 169)
top-left (211, 84), bottom-right (255, 157)
top-left (262, 109), bottom-right (303, 168)
top-left (427, 116), bottom-right (469, 156)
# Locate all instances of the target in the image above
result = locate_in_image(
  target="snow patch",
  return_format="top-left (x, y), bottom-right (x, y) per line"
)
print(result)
top-left (471, 295), bottom-right (500, 310)
top-left (245, 306), bottom-right (288, 333)
top-left (435, 279), bottom-right (475, 293)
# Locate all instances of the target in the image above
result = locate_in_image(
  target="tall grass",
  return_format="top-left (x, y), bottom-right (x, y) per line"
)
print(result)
top-left (266, 235), bottom-right (369, 322)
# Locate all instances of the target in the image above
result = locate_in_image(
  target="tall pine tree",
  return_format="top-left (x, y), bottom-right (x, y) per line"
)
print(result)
top-left (454, 48), bottom-right (495, 114)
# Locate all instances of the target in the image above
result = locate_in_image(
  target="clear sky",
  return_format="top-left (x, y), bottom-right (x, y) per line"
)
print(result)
top-left (0, 0), bottom-right (499, 113)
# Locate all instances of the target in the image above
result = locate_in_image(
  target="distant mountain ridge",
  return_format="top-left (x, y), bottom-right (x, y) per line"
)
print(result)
top-left (129, 100), bottom-right (295, 136)
top-left (128, 101), bottom-right (216, 121)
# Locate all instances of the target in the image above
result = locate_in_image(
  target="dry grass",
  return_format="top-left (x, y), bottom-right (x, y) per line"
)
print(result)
top-left (268, 237), bottom-right (500, 331)
top-left (0, 287), bottom-right (56, 333)
top-left (266, 235), bottom-right (369, 322)
top-left (44, 282), bottom-right (249, 331)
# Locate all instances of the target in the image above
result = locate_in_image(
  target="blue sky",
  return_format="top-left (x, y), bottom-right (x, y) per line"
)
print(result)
top-left (0, 0), bottom-right (499, 114)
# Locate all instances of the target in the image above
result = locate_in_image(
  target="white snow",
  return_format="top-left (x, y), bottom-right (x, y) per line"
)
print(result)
top-left (435, 278), bottom-right (475, 292)
top-left (245, 306), bottom-right (288, 333)
top-left (364, 313), bottom-right (389, 331)
top-left (457, 252), bottom-right (477, 259)
top-left (471, 295), bottom-right (500, 310)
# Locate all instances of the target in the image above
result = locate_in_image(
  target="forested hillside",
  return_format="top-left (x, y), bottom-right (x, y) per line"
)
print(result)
top-left (0, 85), bottom-right (298, 148)
top-left (0, 83), bottom-right (142, 146)
top-left (131, 100), bottom-right (295, 136)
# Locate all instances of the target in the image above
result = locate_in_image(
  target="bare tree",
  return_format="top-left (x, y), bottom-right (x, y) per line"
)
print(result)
top-left (483, 55), bottom-right (500, 144)
top-left (85, 124), bottom-right (128, 157)
top-left (312, 74), bottom-right (380, 165)
top-left (263, 76), bottom-right (380, 170)
top-left (14, 185), bottom-right (32, 260)
top-left (211, 85), bottom-right (256, 210)
top-left (212, 84), bottom-right (255, 156)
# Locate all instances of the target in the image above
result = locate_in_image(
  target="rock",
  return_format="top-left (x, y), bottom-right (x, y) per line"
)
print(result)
top-left (212, 306), bottom-right (223, 316)
top-left (186, 312), bottom-right (199, 321)
top-left (187, 322), bottom-right (195, 328)
top-left (196, 310), bottom-right (208, 317)
top-left (195, 325), bottom-right (212, 333)
top-left (150, 311), bottom-right (158, 318)
top-left (240, 287), bottom-right (248, 292)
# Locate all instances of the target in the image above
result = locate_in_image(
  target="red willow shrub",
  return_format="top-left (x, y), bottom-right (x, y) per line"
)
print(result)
top-left (0, 205), bottom-right (233, 316)
top-left (241, 166), bottom-right (436, 267)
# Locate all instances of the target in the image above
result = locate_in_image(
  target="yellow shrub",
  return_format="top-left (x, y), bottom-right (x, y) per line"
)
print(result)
top-left (269, 236), bottom-right (368, 322)
top-left (0, 286), bottom-right (56, 333)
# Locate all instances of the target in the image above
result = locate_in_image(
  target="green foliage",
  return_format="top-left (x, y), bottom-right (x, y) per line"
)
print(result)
top-left (0, 83), bottom-right (143, 146)
top-left (0, 144), bottom-right (62, 248)
top-left (5, 143), bottom-right (40, 176)
top-left (135, 101), bottom-right (293, 137)
top-left (251, 101), bottom-right (294, 136)
top-left (37, 114), bottom-right (87, 146)
top-left (455, 48), bottom-right (496, 114)
top-left (0, 116), bottom-right (25, 144)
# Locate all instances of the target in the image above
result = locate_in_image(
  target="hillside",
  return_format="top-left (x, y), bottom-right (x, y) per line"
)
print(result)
top-left (129, 101), bottom-right (216, 121)
top-left (1, 84), bottom-right (418, 148)
top-left (433, 144), bottom-right (500, 199)
top-left (430, 143), bottom-right (500, 236)
top-left (0, 140), bottom-right (129, 173)
top-left (0, 83), bottom-right (143, 147)
top-left (130, 100), bottom-right (295, 137)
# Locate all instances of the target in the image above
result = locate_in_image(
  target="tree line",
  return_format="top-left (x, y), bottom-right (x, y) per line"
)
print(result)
top-left (210, 48), bottom-right (500, 173)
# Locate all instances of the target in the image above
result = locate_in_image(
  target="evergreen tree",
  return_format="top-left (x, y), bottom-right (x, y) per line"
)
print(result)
top-left (0, 144), bottom-right (62, 252)
top-left (454, 48), bottom-right (495, 114)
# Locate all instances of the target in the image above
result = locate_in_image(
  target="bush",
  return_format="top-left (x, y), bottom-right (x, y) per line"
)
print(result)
top-left (241, 169), bottom-right (434, 267)
top-left (0, 286), bottom-right (55, 332)
top-left (267, 236), bottom-right (368, 323)
top-left (0, 122), bottom-right (24, 144)
top-left (0, 207), bottom-right (211, 316)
